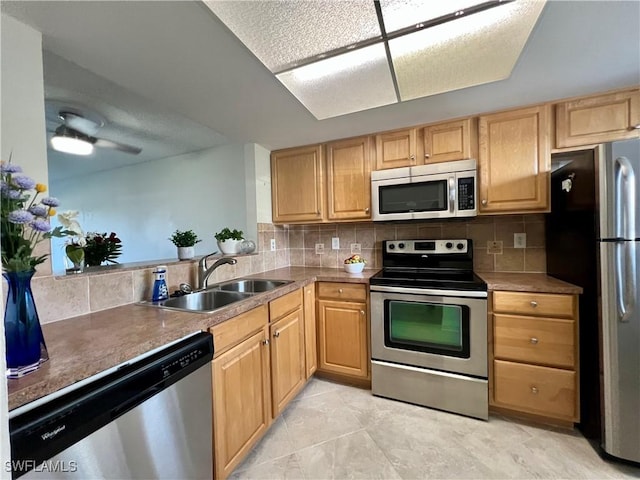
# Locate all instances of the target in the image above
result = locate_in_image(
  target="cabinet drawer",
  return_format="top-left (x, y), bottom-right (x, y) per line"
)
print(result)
top-left (317, 282), bottom-right (367, 301)
top-left (211, 304), bottom-right (268, 357)
top-left (493, 291), bottom-right (575, 318)
top-left (269, 288), bottom-right (302, 321)
top-left (494, 360), bottom-right (576, 420)
top-left (494, 314), bottom-right (575, 368)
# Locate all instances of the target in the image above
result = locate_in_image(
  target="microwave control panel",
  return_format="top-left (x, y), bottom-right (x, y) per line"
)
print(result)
top-left (458, 177), bottom-right (475, 210)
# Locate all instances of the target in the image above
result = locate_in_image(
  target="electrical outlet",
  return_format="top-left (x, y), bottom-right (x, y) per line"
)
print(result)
top-left (315, 243), bottom-right (325, 254)
top-left (514, 233), bottom-right (527, 249)
top-left (270, 238), bottom-right (276, 251)
top-left (332, 237), bottom-right (340, 250)
top-left (487, 240), bottom-right (503, 255)
top-left (350, 243), bottom-right (362, 254)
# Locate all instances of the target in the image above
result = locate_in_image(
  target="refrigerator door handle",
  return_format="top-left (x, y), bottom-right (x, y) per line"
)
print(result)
top-left (615, 156), bottom-right (637, 240)
top-left (615, 241), bottom-right (637, 322)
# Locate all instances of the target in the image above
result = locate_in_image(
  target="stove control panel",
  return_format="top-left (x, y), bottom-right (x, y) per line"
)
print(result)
top-left (386, 239), bottom-right (469, 254)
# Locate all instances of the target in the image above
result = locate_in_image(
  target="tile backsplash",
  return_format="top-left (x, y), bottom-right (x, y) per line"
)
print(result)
top-left (23, 217), bottom-right (545, 325)
top-left (285, 215), bottom-right (547, 274)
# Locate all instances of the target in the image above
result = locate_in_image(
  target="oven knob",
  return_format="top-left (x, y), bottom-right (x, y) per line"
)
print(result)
top-left (389, 244), bottom-right (395, 250)
top-left (398, 243), bottom-right (405, 249)
top-left (457, 243), bottom-right (464, 250)
top-left (445, 242), bottom-right (453, 249)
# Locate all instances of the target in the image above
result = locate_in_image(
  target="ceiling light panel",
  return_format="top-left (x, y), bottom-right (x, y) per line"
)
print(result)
top-left (204, 1), bottom-right (381, 72)
top-left (379, 0), bottom-right (494, 33)
top-left (276, 43), bottom-right (397, 120)
top-left (389, 0), bottom-right (546, 101)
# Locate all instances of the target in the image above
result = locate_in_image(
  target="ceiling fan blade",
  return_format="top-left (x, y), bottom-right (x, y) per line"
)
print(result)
top-left (93, 137), bottom-right (142, 155)
top-left (59, 111), bottom-right (102, 135)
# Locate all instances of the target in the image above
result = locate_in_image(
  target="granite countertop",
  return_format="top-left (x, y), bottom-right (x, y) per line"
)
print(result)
top-left (477, 272), bottom-right (583, 295)
top-left (7, 267), bottom-right (378, 411)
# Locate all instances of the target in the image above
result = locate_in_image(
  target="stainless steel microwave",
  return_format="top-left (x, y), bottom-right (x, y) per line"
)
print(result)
top-left (371, 159), bottom-right (477, 221)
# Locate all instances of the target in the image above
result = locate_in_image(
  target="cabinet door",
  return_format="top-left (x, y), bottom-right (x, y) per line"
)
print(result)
top-left (478, 105), bottom-right (551, 213)
top-left (270, 308), bottom-right (306, 417)
top-left (304, 284), bottom-right (317, 378)
top-left (326, 136), bottom-right (372, 221)
top-left (213, 328), bottom-right (271, 480)
top-left (317, 299), bottom-right (368, 378)
top-left (556, 90), bottom-right (640, 148)
top-left (423, 118), bottom-right (477, 163)
top-left (271, 145), bottom-right (324, 223)
top-left (375, 128), bottom-right (419, 170)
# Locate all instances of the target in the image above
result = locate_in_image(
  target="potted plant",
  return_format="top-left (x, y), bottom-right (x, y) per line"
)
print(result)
top-left (169, 229), bottom-right (201, 260)
top-left (214, 228), bottom-right (244, 254)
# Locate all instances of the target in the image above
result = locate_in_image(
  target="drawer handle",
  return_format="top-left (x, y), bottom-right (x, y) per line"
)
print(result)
top-left (531, 386), bottom-right (538, 395)
top-left (339, 288), bottom-right (343, 293)
top-left (530, 337), bottom-right (539, 345)
top-left (530, 301), bottom-right (538, 308)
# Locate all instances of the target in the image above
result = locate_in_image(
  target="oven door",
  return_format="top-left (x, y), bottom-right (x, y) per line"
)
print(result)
top-left (371, 286), bottom-right (487, 378)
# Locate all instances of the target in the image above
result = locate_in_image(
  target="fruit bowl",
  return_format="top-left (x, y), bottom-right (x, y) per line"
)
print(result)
top-left (344, 262), bottom-right (365, 273)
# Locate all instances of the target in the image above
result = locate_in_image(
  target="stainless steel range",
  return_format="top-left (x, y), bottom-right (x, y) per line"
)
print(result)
top-left (370, 239), bottom-right (488, 420)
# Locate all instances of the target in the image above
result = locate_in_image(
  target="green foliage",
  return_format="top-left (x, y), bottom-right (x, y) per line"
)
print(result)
top-left (169, 229), bottom-right (201, 247)
top-left (214, 228), bottom-right (244, 241)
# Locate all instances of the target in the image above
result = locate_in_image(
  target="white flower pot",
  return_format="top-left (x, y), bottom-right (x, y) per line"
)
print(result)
top-left (217, 239), bottom-right (242, 255)
top-left (177, 246), bottom-right (195, 260)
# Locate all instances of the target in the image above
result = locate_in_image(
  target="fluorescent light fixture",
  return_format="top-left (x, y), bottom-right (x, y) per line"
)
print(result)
top-left (51, 127), bottom-right (94, 156)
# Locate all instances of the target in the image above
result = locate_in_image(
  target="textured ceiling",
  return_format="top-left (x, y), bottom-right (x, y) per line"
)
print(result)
top-left (1, 1), bottom-right (639, 163)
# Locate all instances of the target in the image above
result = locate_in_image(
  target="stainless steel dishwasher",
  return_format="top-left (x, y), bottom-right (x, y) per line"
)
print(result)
top-left (9, 331), bottom-right (214, 479)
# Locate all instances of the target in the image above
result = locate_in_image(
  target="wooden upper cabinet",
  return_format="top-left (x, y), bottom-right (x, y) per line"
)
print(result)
top-left (555, 89), bottom-right (640, 148)
top-left (326, 136), bottom-right (372, 221)
top-left (271, 145), bottom-right (324, 223)
top-left (478, 105), bottom-right (551, 214)
top-left (375, 128), bottom-right (420, 170)
top-left (423, 118), bottom-right (478, 163)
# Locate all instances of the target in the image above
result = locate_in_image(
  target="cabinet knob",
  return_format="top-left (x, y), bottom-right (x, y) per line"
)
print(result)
top-left (630, 124), bottom-right (640, 130)
top-left (360, 310), bottom-right (365, 315)
top-left (531, 386), bottom-right (539, 395)
top-left (530, 301), bottom-right (538, 308)
top-left (262, 339), bottom-right (270, 346)
top-left (481, 199), bottom-right (487, 206)
top-left (424, 153), bottom-right (430, 159)
top-left (273, 331), bottom-right (280, 338)
top-left (339, 288), bottom-right (343, 293)
top-left (365, 207), bottom-right (370, 213)
top-left (410, 154), bottom-right (416, 163)
top-left (316, 210), bottom-right (320, 215)
top-left (530, 337), bottom-right (539, 345)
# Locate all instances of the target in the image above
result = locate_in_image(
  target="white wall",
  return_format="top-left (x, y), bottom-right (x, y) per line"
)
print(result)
top-left (0, 13), bottom-right (49, 477)
top-left (50, 144), bottom-right (250, 272)
top-left (253, 143), bottom-right (272, 224)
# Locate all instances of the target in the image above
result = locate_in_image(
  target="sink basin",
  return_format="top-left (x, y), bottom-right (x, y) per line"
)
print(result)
top-left (148, 290), bottom-right (253, 313)
top-left (215, 279), bottom-right (292, 293)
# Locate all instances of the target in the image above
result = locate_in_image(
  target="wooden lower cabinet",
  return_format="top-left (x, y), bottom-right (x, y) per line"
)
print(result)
top-left (316, 282), bottom-right (369, 380)
top-left (212, 326), bottom-right (271, 479)
top-left (270, 307), bottom-right (306, 417)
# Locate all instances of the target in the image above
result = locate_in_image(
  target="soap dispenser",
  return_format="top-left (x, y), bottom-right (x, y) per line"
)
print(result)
top-left (151, 265), bottom-right (169, 302)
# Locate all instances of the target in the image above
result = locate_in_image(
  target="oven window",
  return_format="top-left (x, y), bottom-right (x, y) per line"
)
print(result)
top-left (384, 300), bottom-right (470, 358)
top-left (378, 180), bottom-right (447, 214)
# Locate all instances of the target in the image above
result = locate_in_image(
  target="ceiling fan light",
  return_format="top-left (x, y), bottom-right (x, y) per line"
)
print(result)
top-left (51, 135), bottom-right (94, 156)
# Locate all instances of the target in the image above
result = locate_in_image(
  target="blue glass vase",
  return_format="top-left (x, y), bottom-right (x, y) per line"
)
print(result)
top-left (3, 270), bottom-right (49, 378)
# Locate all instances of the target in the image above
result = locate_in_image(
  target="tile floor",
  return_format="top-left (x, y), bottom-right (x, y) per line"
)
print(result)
top-left (231, 378), bottom-right (640, 480)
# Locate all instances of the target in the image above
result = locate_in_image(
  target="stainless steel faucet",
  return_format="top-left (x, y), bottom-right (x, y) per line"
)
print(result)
top-left (197, 254), bottom-right (237, 290)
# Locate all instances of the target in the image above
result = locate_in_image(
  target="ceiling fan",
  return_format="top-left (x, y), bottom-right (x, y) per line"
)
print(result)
top-left (50, 111), bottom-right (142, 156)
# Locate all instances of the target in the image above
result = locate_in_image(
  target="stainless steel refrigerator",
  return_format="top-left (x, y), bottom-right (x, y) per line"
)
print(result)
top-left (599, 138), bottom-right (640, 463)
top-left (547, 138), bottom-right (639, 464)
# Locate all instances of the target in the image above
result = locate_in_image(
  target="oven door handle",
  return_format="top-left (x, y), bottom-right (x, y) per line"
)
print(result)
top-left (370, 284), bottom-right (487, 298)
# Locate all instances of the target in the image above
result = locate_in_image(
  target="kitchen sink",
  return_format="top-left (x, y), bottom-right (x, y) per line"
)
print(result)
top-left (144, 289), bottom-right (253, 313)
top-left (215, 279), bottom-right (292, 293)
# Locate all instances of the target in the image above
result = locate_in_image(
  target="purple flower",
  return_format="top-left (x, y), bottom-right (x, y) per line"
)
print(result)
top-left (41, 197), bottom-right (60, 207)
top-left (1, 187), bottom-right (24, 200)
top-left (29, 204), bottom-right (48, 217)
top-left (30, 218), bottom-right (51, 232)
top-left (12, 175), bottom-right (36, 190)
top-left (8, 210), bottom-right (34, 224)
top-left (1, 164), bottom-right (22, 174)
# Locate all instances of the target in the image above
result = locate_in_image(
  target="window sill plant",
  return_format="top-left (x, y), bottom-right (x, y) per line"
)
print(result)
top-left (169, 229), bottom-right (201, 260)
top-left (214, 228), bottom-right (244, 254)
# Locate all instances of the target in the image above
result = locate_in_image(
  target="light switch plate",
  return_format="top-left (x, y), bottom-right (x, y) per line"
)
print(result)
top-left (332, 237), bottom-right (340, 250)
top-left (315, 243), bottom-right (325, 254)
top-left (350, 243), bottom-right (362, 254)
top-left (487, 240), bottom-right (503, 254)
top-left (270, 238), bottom-right (276, 251)
top-left (514, 233), bottom-right (526, 249)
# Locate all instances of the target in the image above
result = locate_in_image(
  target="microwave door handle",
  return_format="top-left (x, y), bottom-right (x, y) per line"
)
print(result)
top-left (448, 176), bottom-right (455, 213)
